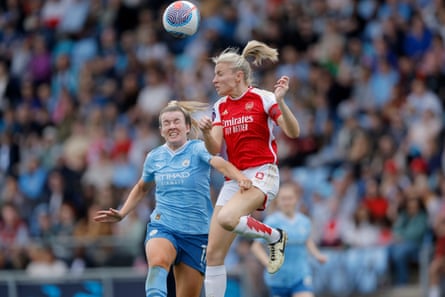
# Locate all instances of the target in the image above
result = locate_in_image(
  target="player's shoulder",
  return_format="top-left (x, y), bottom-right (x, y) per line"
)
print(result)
top-left (185, 139), bottom-right (208, 153)
top-left (249, 87), bottom-right (275, 100)
top-left (149, 144), bottom-right (167, 154)
top-left (146, 144), bottom-right (167, 160)
top-left (187, 139), bottom-right (205, 147)
top-left (214, 96), bottom-right (229, 107)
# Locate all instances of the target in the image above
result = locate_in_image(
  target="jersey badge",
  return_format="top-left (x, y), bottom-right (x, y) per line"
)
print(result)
top-left (245, 101), bottom-right (254, 111)
top-left (255, 172), bottom-right (265, 180)
top-left (182, 159), bottom-right (190, 167)
top-left (222, 109), bottom-right (228, 116)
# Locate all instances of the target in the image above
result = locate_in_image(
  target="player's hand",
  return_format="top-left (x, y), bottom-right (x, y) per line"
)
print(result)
top-left (318, 254), bottom-right (328, 264)
top-left (93, 208), bottom-right (123, 223)
top-left (198, 116), bottom-right (212, 133)
top-left (274, 76), bottom-right (289, 103)
top-left (238, 177), bottom-right (252, 192)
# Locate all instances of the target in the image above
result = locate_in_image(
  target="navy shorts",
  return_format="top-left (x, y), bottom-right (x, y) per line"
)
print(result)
top-left (145, 222), bottom-right (208, 274)
top-left (269, 276), bottom-right (314, 297)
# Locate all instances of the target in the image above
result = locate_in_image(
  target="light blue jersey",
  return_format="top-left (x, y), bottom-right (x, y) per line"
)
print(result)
top-left (142, 139), bottom-right (213, 234)
top-left (262, 212), bottom-right (312, 287)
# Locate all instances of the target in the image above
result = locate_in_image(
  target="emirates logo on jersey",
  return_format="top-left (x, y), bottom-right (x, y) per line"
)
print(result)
top-left (245, 102), bottom-right (254, 111)
top-left (222, 115), bottom-right (253, 135)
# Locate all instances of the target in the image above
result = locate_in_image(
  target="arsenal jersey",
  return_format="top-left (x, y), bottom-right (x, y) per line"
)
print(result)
top-left (212, 87), bottom-right (282, 170)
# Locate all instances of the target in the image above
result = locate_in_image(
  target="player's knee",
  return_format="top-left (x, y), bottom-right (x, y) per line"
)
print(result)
top-left (147, 255), bottom-right (171, 270)
top-left (217, 210), bottom-right (237, 231)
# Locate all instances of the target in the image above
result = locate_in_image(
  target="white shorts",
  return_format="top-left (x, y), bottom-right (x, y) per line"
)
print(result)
top-left (215, 164), bottom-right (280, 209)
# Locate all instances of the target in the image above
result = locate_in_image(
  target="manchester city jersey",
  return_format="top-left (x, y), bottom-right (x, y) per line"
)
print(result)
top-left (142, 140), bottom-right (213, 234)
top-left (262, 212), bottom-right (312, 287)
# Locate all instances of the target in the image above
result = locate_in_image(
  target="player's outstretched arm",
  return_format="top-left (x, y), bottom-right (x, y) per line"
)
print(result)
top-left (306, 238), bottom-right (328, 264)
top-left (94, 179), bottom-right (154, 223)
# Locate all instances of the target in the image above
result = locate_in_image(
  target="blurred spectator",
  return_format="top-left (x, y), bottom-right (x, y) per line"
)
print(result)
top-left (0, 130), bottom-right (21, 177)
top-left (114, 71), bottom-right (140, 115)
top-left (58, 0), bottom-right (90, 35)
top-left (42, 169), bottom-right (76, 221)
top-left (369, 58), bottom-right (399, 110)
top-left (361, 177), bottom-right (390, 225)
top-left (73, 202), bottom-right (113, 265)
top-left (61, 119), bottom-right (89, 171)
top-left (403, 77), bottom-right (443, 125)
top-left (0, 175), bottom-right (27, 216)
top-left (112, 205), bottom-right (145, 259)
top-left (403, 12), bottom-right (433, 59)
top-left (406, 108), bottom-right (442, 159)
top-left (40, 126), bottom-right (63, 170)
top-left (109, 123), bottom-right (132, 160)
top-left (50, 53), bottom-right (77, 101)
top-left (29, 34), bottom-right (52, 85)
top-left (136, 62), bottom-right (172, 124)
top-left (136, 27), bottom-right (169, 64)
top-left (25, 241), bottom-right (68, 278)
top-left (111, 152), bottom-right (138, 190)
top-left (428, 207), bottom-right (445, 297)
top-left (128, 119), bottom-right (159, 171)
top-left (18, 156), bottom-right (47, 205)
top-left (0, 202), bottom-right (30, 269)
top-left (389, 196), bottom-right (429, 285)
top-left (29, 204), bottom-right (55, 244)
top-left (340, 204), bottom-right (381, 248)
top-left (81, 148), bottom-right (114, 190)
top-left (309, 189), bottom-right (333, 244)
top-left (52, 201), bottom-right (77, 237)
top-left (40, 0), bottom-right (69, 31)
top-left (0, 58), bottom-right (21, 111)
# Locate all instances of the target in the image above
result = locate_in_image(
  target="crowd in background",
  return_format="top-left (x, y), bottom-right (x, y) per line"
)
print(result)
top-left (0, 0), bottom-right (445, 295)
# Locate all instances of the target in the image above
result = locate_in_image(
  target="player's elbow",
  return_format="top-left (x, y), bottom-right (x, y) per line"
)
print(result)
top-left (286, 129), bottom-right (300, 139)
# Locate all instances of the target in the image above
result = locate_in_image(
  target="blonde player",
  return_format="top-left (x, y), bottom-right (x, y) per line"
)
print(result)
top-left (199, 40), bottom-right (301, 297)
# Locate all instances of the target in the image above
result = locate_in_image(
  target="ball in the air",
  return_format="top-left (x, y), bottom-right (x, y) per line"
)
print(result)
top-left (162, 1), bottom-right (200, 38)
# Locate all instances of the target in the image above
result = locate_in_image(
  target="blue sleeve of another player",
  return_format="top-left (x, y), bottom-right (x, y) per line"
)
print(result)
top-left (194, 140), bottom-right (213, 163)
top-left (142, 151), bottom-right (155, 182)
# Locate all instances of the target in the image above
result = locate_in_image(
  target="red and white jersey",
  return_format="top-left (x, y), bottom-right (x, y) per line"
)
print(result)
top-left (212, 87), bottom-right (282, 170)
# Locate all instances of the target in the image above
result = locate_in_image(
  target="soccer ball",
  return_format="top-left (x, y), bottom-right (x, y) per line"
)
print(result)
top-left (162, 1), bottom-right (200, 38)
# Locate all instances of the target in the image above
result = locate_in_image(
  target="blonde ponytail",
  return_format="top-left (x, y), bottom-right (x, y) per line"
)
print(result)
top-left (241, 40), bottom-right (278, 66)
top-left (212, 40), bottom-right (279, 86)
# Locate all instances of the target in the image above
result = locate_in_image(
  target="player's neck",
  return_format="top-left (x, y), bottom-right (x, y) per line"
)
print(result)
top-left (167, 140), bottom-right (188, 152)
top-left (230, 86), bottom-right (249, 99)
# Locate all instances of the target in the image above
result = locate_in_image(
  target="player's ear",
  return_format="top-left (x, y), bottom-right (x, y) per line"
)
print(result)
top-left (235, 69), bottom-right (244, 83)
